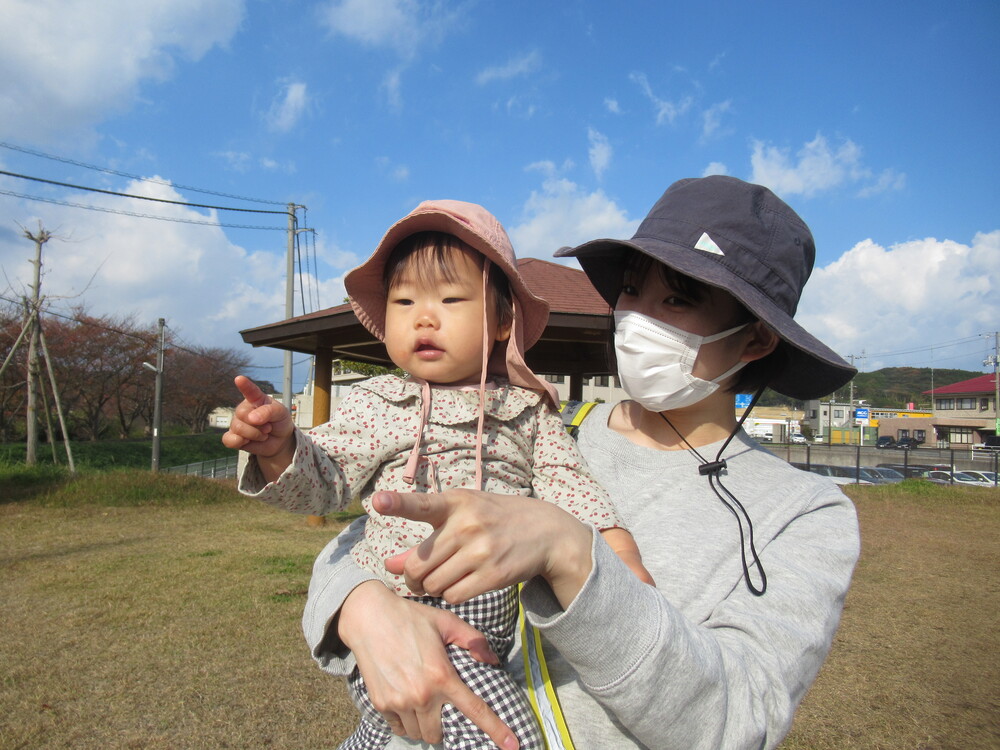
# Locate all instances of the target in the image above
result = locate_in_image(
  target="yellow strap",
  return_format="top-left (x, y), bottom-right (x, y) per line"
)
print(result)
top-left (519, 586), bottom-right (575, 750)
top-left (559, 400), bottom-right (598, 437)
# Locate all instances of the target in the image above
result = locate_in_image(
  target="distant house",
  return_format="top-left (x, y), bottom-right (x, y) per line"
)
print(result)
top-left (923, 373), bottom-right (999, 446)
top-left (871, 373), bottom-right (998, 447)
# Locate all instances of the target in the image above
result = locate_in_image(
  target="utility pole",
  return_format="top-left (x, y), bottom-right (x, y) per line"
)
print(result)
top-left (282, 203), bottom-right (314, 414)
top-left (143, 318), bottom-right (166, 472)
top-left (985, 331), bottom-right (1000, 437)
top-left (283, 204), bottom-right (295, 410)
top-left (24, 224), bottom-right (50, 465)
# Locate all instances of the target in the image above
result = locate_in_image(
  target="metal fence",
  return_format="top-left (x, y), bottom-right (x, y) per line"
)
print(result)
top-left (765, 442), bottom-right (1000, 484)
top-left (164, 455), bottom-right (239, 479)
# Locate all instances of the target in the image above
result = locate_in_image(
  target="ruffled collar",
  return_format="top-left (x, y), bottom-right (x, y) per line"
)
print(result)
top-left (356, 374), bottom-right (542, 425)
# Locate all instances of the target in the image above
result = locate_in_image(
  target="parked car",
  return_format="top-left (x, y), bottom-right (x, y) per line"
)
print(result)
top-left (789, 433), bottom-right (807, 444)
top-left (893, 437), bottom-right (923, 450)
top-left (962, 470), bottom-right (998, 485)
top-left (876, 436), bottom-right (896, 449)
top-left (927, 470), bottom-right (995, 487)
top-left (876, 462), bottom-right (942, 479)
top-left (865, 466), bottom-right (905, 483)
top-left (791, 463), bottom-right (874, 485)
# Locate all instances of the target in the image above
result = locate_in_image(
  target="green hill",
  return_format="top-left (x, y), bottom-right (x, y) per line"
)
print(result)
top-left (758, 367), bottom-right (985, 410)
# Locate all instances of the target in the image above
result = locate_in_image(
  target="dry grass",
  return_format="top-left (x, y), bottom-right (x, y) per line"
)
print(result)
top-left (0, 488), bottom-right (360, 749)
top-left (784, 483), bottom-right (1000, 749)
top-left (1, 476), bottom-right (998, 749)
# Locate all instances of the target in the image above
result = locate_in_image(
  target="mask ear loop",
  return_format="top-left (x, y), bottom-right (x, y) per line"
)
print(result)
top-left (659, 383), bottom-right (769, 596)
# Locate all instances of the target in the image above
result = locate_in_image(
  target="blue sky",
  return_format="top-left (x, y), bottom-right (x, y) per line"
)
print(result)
top-left (1, 0), bottom-right (997, 391)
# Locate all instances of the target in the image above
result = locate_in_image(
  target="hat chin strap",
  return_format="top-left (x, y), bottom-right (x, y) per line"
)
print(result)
top-left (474, 261), bottom-right (490, 489)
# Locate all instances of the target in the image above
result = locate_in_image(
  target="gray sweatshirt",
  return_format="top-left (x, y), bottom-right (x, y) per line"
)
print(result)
top-left (300, 403), bottom-right (860, 749)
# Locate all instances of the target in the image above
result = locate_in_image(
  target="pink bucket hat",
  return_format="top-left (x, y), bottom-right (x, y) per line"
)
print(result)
top-left (345, 200), bottom-right (557, 404)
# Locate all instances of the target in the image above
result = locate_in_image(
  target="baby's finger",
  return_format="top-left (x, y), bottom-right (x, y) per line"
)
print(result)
top-left (234, 374), bottom-right (268, 406)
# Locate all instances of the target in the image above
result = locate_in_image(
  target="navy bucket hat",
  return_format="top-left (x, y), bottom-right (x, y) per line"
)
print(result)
top-left (555, 175), bottom-right (856, 399)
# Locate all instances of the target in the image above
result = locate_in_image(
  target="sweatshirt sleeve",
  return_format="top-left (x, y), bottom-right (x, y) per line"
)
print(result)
top-left (520, 488), bottom-right (859, 750)
top-left (301, 517), bottom-right (379, 676)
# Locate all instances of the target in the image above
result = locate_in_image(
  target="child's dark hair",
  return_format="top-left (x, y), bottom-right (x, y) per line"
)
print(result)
top-left (620, 250), bottom-right (785, 394)
top-left (384, 231), bottom-right (514, 329)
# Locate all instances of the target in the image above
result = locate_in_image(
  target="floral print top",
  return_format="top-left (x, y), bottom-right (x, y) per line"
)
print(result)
top-left (241, 375), bottom-right (624, 595)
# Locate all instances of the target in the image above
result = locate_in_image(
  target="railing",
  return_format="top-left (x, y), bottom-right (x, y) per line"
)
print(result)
top-left (164, 455), bottom-right (239, 479)
top-left (768, 442), bottom-right (1000, 485)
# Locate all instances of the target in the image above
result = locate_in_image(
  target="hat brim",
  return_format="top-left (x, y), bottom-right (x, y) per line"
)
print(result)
top-left (556, 237), bottom-right (855, 400)
top-left (346, 207), bottom-right (549, 348)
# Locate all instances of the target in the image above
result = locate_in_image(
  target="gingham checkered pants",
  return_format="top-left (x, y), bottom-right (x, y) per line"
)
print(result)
top-left (339, 586), bottom-right (544, 750)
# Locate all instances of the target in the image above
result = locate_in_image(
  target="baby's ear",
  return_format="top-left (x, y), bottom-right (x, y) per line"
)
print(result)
top-left (494, 320), bottom-right (512, 342)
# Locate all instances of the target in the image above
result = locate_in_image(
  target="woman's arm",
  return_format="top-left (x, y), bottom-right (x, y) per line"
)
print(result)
top-left (303, 518), bottom-right (520, 749)
top-left (376, 489), bottom-right (595, 609)
top-left (374, 484), bottom-right (859, 750)
top-left (521, 493), bottom-right (858, 750)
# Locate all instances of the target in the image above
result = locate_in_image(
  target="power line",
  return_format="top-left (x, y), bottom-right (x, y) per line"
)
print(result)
top-left (0, 140), bottom-right (286, 206)
top-left (865, 334), bottom-right (986, 360)
top-left (0, 188), bottom-right (287, 230)
top-left (0, 294), bottom-right (273, 370)
top-left (1, 169), bottom-right (287, 215)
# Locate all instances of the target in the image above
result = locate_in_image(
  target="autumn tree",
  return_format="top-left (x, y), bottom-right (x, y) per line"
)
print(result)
top-left (0, 301), bottom-right (28, 441)
top-left (43, 308), bottom-right (158, 441)
top-left (162, 345), bottom-right (251, 433)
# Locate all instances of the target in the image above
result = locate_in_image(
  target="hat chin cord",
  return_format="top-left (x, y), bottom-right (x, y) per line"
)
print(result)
top-left (657, 383), bottom-right (769, 596)
top-left (473, 260), bottom-right (491, 490)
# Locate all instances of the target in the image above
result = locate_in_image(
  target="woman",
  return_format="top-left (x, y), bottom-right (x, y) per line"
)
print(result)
top-left (301, 176), bottom-right (860, 749)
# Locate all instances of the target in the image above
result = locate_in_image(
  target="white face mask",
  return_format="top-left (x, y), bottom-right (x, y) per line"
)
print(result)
top-left (614, 310), bottom-right (748, 412)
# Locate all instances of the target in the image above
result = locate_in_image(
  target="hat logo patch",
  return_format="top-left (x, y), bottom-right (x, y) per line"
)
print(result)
top-left (694, 232), bottom-right (724, 256)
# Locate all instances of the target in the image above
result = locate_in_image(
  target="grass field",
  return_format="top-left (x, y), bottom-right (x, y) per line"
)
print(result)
top-left (1, 470), bottom-right (998, 749)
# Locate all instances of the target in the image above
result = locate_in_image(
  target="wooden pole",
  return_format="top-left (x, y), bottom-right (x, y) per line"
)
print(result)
top-left (306, 350), bottom-right (333, 528)
top-left (23, 225), bottom-right (50, 465)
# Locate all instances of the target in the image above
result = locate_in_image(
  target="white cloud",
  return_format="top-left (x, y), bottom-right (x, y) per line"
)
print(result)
top-left (629, 71), bottom-right (692, 126)
top-left (701, 100), bottom-right (732, 141)
top-left (509, 174), bottom-right (639, 259)
top-left (604, 98), bottom-right (621, 114)
top-left (265, 80), bottom-right (309, 133)
top-left (702, 162), bottom-right (729, 177)
top-left (587, 128), bottom-right (612, 180)
top-left (858, 168), bottom-right (907, 198)
top-left (214, 151), bottom-right (295, 174)
top-left (501, 96), bottom-right (537, 119)
top-left (319, 0), bottom-right (463, 59)
top-left (0, 0), bottom-right (245, 143)
top-left (375, 156), bottom-right (410, 182)
top-left (476, 51), bottom-right (541, 85)
top-left (319, 0), bottom-right (418, 52)
top-left (750, 134), bottom-right (906, 198)
top-left (797, 231), bottom-right (1000, 370)
top-left (0, 177), bottom-right (294, 360)
top-left (382, 68), bottom-right (404, 110)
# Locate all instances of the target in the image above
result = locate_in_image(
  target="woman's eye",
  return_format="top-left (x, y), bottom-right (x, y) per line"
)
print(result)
top-left (620, 284), bottom-right (638, 297)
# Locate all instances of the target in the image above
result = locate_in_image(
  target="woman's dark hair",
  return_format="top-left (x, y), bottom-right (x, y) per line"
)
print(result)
top-left (383, 231), bottom-right (513, 329)
top-left (619, 250), bottom-right (784, 394)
